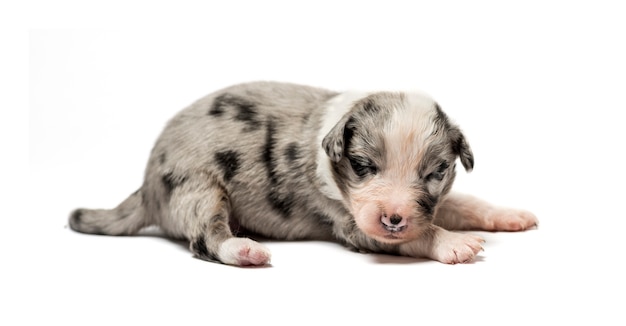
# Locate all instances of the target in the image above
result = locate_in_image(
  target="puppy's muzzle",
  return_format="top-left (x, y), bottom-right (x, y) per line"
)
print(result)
top-left (381, 213), bottom-right (407, 232)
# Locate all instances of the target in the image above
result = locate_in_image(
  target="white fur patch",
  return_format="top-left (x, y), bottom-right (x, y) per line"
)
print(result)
top-left (315, 91), bottom-right (370, 201)
top-left (399, 228), bottom-right (485, 264)
top-left (382, 93), bottom-right (438, 178)
top-left (218, 238), bottom-right (271, 266)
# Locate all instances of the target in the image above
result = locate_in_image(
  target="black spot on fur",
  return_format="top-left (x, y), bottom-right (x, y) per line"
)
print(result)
top-left (215, 150), bottom-right (241, 182)
top-left (162, 172), bottom-right (187, 195)
top-left (162, 173), bottom-right (174, 193)
top-left (262, 119), bottom-right (278, 184)
top-left (209, 93), bottom-right (260, 130)
top-left (191, 236), bottom-right (210, 257)
top-left (234, 101), bottom-right (257, 124)
top-left (313, 212), bottom-right (335, 227)
top-left (208, 96), bottom-right (226, 116)
top-left (284, 143), bottom-right (300, 163)
top-left (361, 98), bottom-right (379, 115)
top-left (267, 191), bottom-right (295, 218)
top-left (262, 119), bottom-right (295, 218)
top-left (159, 152), bottom-right (166, 165)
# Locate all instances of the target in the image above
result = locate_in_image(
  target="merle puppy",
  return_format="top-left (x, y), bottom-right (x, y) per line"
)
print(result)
top-left (69, 81), bottom-right (537, 266)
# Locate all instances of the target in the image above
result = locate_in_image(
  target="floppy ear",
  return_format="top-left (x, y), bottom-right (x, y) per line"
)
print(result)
top-left (450, 127), bottom-right (474, 172)
top-left (434, 103), bottom-right (474, 172)
top-left (322, 113), bottom-right (353, 162)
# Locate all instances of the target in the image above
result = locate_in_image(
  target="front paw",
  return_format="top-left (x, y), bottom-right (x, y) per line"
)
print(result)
top-left (485, 208), bottom-right (538, 231)
top-left (431, 232), bottom-right (485, 264)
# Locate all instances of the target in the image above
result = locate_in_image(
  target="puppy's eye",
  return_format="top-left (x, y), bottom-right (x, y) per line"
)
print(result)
top-left (426, 161), bottom-right (449, 182)
top-left (348, 156), bottom-right (378, 178)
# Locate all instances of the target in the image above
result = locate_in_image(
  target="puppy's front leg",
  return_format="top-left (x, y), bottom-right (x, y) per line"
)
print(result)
top-left (399, 225), bottom-right (485, 264)
top-left (433, 192), bottom-right (538, 231)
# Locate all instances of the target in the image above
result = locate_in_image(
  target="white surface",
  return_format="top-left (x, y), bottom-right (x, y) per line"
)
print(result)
top-left (18, 1), bottom-right (626, 325)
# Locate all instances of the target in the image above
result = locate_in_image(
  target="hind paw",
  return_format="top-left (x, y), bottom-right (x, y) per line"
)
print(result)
top-left (484, 208), bottom-right (538, 231)
top-left (218, 238), bottom-right (272, 266)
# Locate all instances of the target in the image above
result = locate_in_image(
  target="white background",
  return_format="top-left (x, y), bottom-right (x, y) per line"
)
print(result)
top-left (13, 0), bottom-right (626, 325)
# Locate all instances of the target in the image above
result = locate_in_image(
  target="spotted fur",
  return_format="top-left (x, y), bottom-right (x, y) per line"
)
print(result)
top-left (70, 81), bottom-right (538, 266)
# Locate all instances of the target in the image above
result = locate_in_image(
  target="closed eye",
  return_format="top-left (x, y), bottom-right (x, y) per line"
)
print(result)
top-left (426, 161), bottom-right (449, 182)
top-left (348, 156), bottom-right (378, 178)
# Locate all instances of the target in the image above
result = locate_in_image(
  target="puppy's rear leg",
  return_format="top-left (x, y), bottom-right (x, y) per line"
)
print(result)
top-left (434, 192), bottom-right (538, 231)
top-left (168, 174), bottom-right (271, 266)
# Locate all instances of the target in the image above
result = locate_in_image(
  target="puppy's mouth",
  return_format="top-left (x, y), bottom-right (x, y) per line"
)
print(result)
top-left (381, 226), bottom-right (407, 239)
top-left (377, 222), bottom-right (410, 242)
top-left (359, 225), bottom-right (413, 244)
top-left (383, 224), bottom-right (407, 233)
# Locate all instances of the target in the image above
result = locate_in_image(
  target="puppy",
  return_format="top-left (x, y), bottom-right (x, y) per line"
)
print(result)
top-left (69, 81), bottom-right (537, 266)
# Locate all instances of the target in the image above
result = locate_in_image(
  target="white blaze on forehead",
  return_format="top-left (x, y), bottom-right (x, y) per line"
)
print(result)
top-left (383, 93), bottom-right (438, 177)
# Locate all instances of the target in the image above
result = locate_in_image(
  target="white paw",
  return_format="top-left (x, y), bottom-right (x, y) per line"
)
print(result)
top-left (431, 232), bottom-right (485, 264)
top-left (218, 238), bottom-right (272, 266)
top-left (485, 208), bottom-right (538, 231)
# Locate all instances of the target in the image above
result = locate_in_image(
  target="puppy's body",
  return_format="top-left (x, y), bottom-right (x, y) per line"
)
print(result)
top-left (70, 81), bottom-right (537, 266)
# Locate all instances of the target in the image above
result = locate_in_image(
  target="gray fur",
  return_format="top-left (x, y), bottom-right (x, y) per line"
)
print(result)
top-left (69, 81), bottom-right (490, 265)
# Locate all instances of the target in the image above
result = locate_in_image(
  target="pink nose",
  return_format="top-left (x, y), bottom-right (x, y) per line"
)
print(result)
top-left (381, 214), bottom-right (407, 232)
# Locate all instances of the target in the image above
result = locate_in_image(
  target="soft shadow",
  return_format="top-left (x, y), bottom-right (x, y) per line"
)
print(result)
top-left (190, 254), bottom-right (275, 269)
top-left (135, 228), bottom-right (488, 266)
top-left (136, 226), bottom-right (191, 251)
top-left (368, 253), bottom-right (431, 265)
top-left (472, 256), bottom-right (486, 264)
top-left (71, 226), bottom-right (485, 266)
top-left (144, 227), bottom-right (276, 268)
top-left (369, 252), bottom-right (486, 265)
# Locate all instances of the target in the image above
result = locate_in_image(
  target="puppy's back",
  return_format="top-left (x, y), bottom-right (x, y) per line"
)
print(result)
top-left (142, 82), bottom-right (341, 239)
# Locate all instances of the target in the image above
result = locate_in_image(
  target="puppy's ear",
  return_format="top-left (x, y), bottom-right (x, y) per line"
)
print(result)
top-left (450, 127), bottom-right (474, 172)
top-left (322, 113), bottom-right (353, 162)
top-left (435, 103), bottom-right (474, 172)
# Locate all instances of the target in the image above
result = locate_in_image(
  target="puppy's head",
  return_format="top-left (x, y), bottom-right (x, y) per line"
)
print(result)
top-left (322, 92), bottom-right (473, 244)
